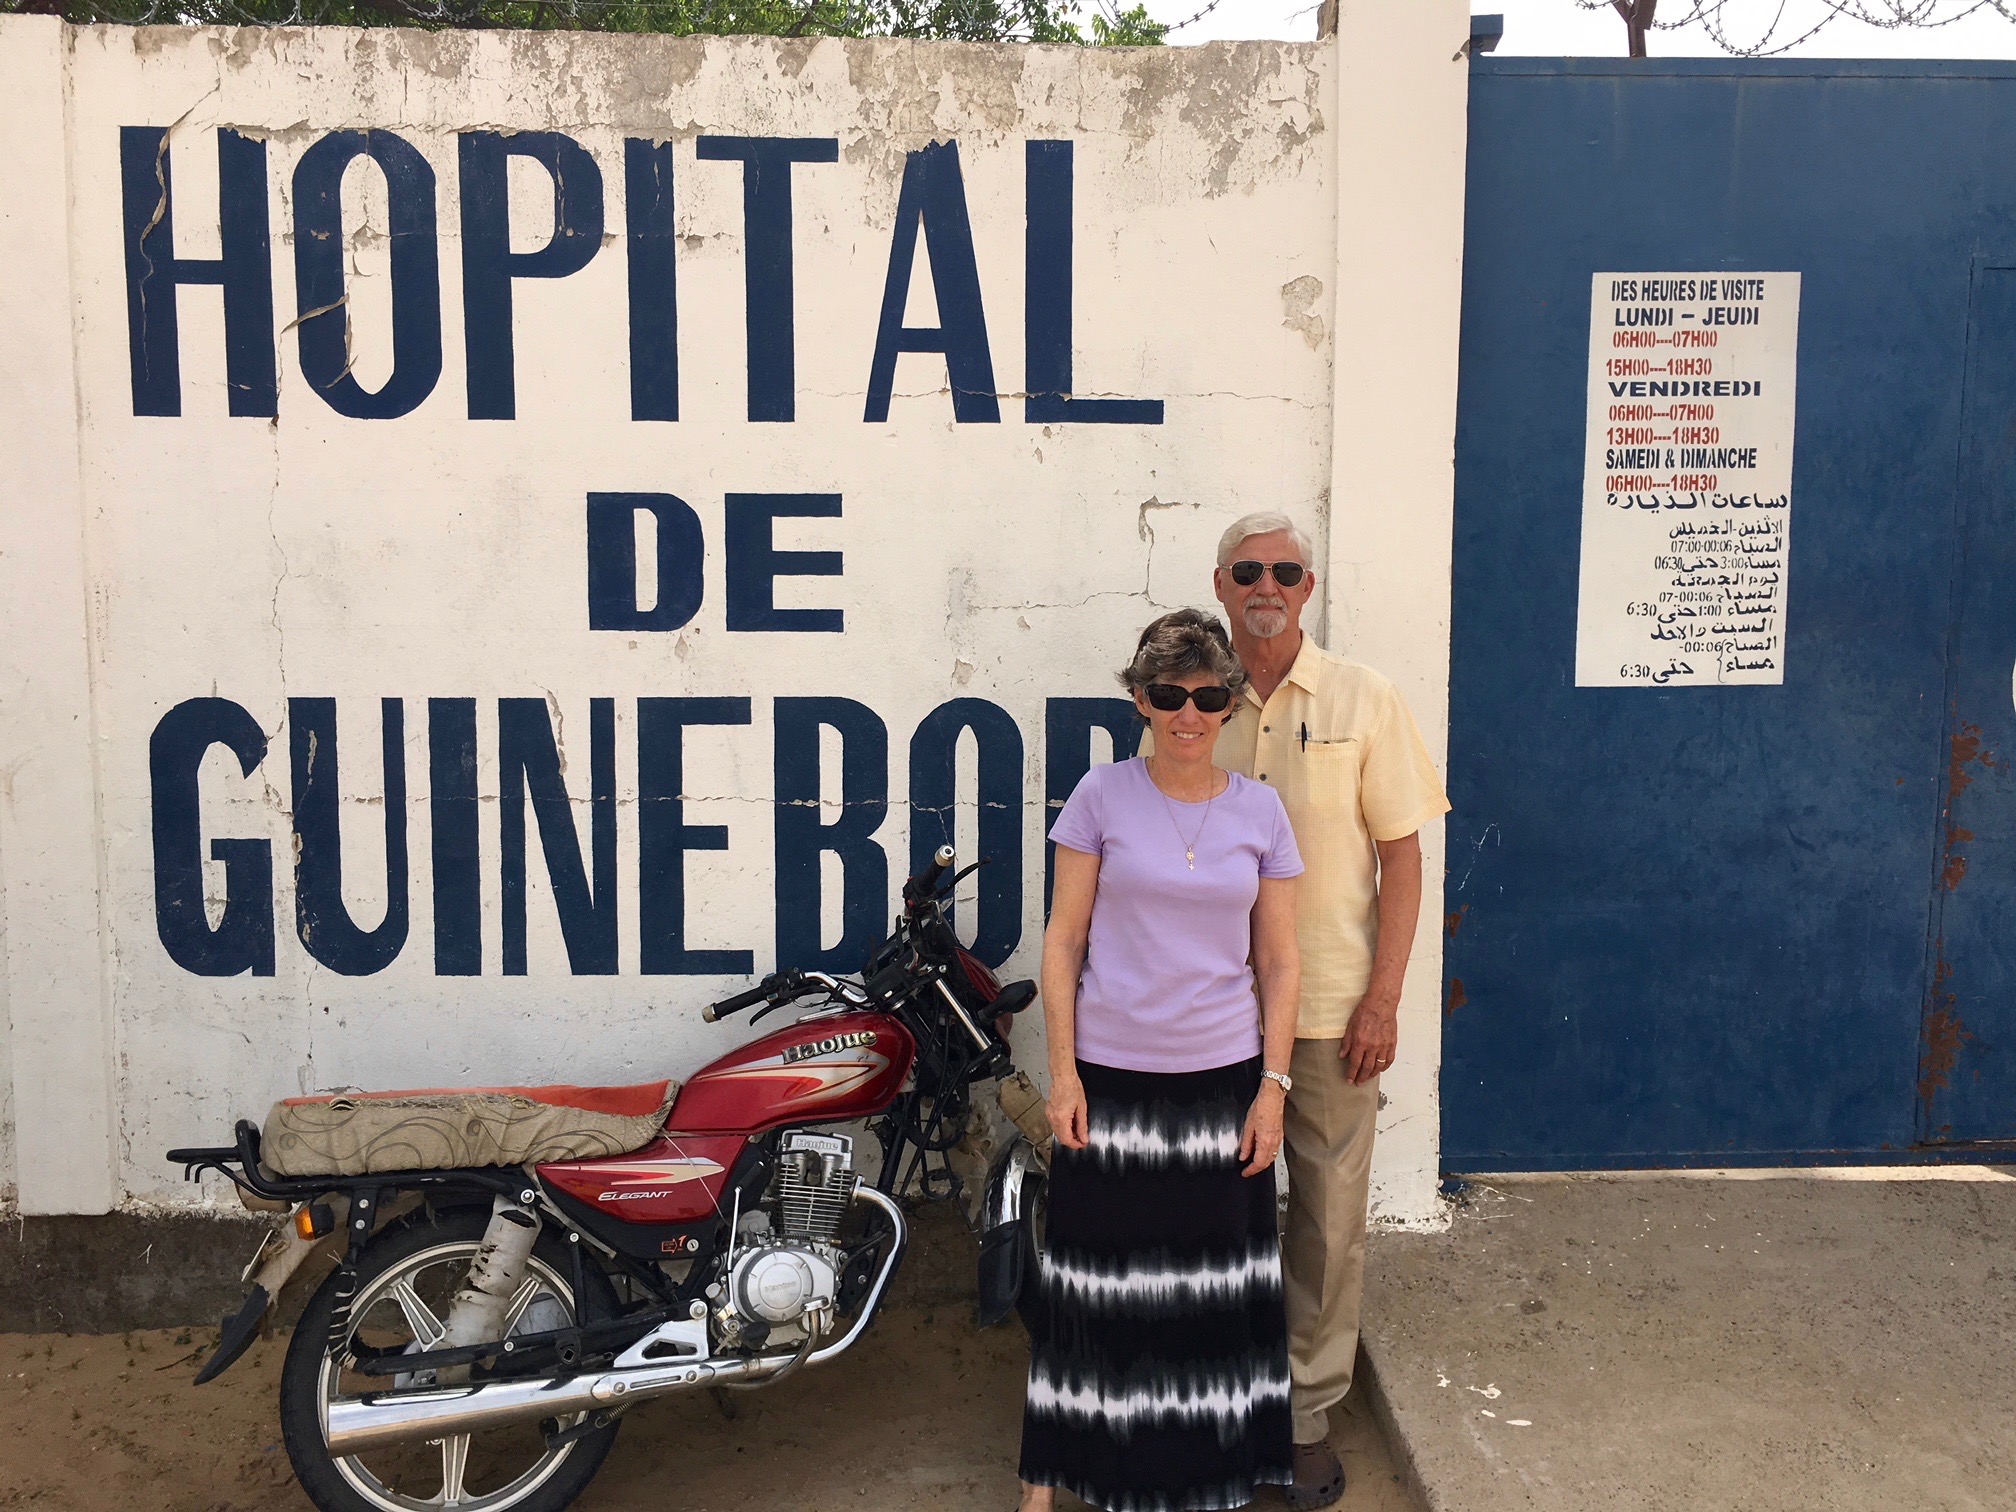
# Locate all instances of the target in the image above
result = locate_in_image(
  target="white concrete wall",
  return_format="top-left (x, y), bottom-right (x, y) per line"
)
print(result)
top-left (0, 5), bottom-right (1467, 1223)
top-left (1327, 0), bottom-right (1470, 1225)
top-left (1, 18), bottom-right (118, 1214)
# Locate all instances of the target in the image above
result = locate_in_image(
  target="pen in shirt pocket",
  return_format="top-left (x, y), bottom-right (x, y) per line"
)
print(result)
top-left (1300, 723), bottom-right (1308, 751)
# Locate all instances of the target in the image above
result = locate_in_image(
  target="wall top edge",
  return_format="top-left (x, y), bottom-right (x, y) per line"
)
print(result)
top-left (0, 15), bottom-right (1325, 60)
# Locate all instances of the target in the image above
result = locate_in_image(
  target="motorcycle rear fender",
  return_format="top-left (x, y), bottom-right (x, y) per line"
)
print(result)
top-left (194, 1283), bottom-right (273, 1386)
top-left (975, 1138), bottom-right (1039, 1329)
top-left (195, 1195), bottom-right (350, 1384)
top-left (167, 1118), bottom-right (536, 1384)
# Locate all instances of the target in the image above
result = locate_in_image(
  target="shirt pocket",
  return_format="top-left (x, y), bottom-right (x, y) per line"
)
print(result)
top-left (1297, 738), bottom-right (1362, 817)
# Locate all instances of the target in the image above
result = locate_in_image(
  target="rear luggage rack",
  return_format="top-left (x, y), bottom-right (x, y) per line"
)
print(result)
top-left (168, 1119), bottom-right (528, 1202)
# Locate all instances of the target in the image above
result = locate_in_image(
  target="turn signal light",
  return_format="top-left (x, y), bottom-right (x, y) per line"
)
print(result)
top-left (293, 1201), bottom-right (333, 1241)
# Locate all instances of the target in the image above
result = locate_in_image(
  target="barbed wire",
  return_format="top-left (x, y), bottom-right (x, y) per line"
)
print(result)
top-left (1575, 0), bottom-right (2016, 58)
top-left (1162, 0), bottom-right (1223, 33)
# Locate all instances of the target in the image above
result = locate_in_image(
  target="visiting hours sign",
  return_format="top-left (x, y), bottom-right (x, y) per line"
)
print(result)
top-left (1575, 271), bottom-right (1802, 688)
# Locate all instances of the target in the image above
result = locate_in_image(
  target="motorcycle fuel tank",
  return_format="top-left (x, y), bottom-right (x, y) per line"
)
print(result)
top-left (669, 1012), bottom-right (915, 1135)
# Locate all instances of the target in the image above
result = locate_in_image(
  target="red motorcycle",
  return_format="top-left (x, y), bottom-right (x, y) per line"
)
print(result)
top-left (168, 846), bottom-right (1049, 1512)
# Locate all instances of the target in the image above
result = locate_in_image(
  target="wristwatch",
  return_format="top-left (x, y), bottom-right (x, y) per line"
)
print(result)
top-left (1261, 1069), bottom-right (1293, 1094)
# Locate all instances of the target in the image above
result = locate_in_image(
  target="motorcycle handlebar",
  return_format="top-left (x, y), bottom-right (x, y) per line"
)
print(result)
top-left (904, 844), bottom-right (956, 907)
top-left (703, 969), bottom-right (870, 1024)
top-left (703, 977), bottom-right (775, 1023)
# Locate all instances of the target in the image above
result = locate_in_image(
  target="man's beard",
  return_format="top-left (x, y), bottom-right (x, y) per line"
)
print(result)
top-left (1242, 600), bottom-right (1290, 639)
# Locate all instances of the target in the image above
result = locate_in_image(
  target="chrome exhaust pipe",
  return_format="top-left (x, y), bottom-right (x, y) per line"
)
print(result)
top-left (324, 1347), bottom-right (791, 1455)
top-left (324, 1186), bottom-right (907, 1456)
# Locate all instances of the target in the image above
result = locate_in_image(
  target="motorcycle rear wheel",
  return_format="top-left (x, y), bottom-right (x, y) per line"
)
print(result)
top-left (280, 1209), bottom-right (621, 1512)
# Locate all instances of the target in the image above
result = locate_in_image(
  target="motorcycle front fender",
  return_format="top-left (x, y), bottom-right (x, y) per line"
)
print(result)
top-left (975, 1138), bottom-right (1039, 1329)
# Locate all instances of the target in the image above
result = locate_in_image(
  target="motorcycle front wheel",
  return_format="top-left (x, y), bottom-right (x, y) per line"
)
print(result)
top-left (279, 1208), bottom-right (621, 1512)
top-left (1015, 1166), bottom-right (1049, 1332)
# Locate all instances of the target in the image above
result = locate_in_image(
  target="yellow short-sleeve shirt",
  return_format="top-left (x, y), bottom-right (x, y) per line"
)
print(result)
top-left (1146, 636), bottom-right (1450, 1037)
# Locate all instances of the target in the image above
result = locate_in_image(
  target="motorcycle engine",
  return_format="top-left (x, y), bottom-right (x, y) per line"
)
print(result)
top-left (719, 1132), bottom-right (855, 1346)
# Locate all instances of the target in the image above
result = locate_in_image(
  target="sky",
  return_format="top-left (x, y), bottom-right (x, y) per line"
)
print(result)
top-left (1163, 0), bottom-right (2016, 56)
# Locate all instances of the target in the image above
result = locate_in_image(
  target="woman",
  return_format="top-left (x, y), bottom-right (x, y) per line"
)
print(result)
top-left (1019, 607), bottom-right (1302, 1512)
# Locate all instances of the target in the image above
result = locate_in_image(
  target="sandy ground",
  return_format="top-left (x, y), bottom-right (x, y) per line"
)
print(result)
top-left (0, 1304), bottom-right (1415, 1512)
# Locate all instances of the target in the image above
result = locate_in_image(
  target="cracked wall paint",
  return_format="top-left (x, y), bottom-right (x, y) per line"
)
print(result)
top-left (1280, 274), bottom-right (1326, 351)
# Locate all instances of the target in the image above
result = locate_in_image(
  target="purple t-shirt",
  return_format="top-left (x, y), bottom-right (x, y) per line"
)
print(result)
top-left (1048, 758), bottom-right (1303, 1074)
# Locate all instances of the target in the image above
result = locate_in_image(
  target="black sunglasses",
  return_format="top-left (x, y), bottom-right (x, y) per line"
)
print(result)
top-left (1144, 683), bottom-right (1234, 714)
top-left (1227, 559), bottom-right (1307, 588)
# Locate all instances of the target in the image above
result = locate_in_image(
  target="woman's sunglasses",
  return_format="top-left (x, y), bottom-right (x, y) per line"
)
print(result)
top-left (1144, 683), bottom-right (1235, 713)
top-left (1227, 559), bottom-right (1307, 588)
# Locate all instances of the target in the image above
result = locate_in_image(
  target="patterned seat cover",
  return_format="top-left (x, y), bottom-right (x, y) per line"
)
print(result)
top-left (260, 1080), bottom-right (678, 1178)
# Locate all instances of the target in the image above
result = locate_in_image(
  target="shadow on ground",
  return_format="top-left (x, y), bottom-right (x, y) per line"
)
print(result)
top-left (1, 1205), bottom-right (1415, 1511)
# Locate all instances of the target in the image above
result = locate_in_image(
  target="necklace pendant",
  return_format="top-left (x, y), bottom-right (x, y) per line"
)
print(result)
top-left (1185, 850), bottom-right (1195, 868)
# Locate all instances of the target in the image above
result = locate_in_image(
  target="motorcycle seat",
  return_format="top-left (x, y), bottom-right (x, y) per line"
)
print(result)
top-left (260, 1080), bottom-right (679, 1179)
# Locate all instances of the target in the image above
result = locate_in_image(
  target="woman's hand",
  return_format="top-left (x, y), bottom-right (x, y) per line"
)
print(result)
top-left (1239, 1081), bottom-right (1286, 1176)
top-left (1047, 1070), bottom-right (1090, 1150)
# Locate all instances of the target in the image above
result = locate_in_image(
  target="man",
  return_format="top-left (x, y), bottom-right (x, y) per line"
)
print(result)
top-left (1204, 510), bottom-right (1448, 1509)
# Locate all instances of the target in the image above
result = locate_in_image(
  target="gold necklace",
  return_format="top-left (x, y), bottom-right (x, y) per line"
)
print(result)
top-left (1148, 756), bottom-right (1221, 870)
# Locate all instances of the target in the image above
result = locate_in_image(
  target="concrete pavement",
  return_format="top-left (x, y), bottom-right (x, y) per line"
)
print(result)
top-left (1356, 1170), bottom-right (2016, 1512)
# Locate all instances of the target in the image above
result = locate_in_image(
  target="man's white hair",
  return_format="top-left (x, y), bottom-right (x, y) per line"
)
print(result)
top-left (1215, 511), bottom-right (1315, 568)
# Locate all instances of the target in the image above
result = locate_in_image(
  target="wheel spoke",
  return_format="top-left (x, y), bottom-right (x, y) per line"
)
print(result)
top-left (389, 1279), bottom-right (449, 1349)
top-left (500, 1276), bottom-right (544, 1336)
top-left (437, 1434), bottom-right (470, 1506)
top-left (314, 1239), bottom-right (586, 1512)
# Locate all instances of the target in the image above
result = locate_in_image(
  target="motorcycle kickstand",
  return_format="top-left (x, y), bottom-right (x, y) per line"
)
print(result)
top-left (540, 1407), bottom-right (622, 1450)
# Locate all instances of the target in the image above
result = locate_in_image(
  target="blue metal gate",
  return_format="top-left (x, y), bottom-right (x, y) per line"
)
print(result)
top-left (1927, 260), bottom-right (2016, 1144)
top-left (1444, 59), bottom-right (2016, 1168)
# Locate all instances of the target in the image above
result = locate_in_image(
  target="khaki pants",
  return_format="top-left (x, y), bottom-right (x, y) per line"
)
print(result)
top-left (1282, 1036), bottom-right (1379, 1445)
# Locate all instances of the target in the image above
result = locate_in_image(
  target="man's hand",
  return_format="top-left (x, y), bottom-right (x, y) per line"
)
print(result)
top-left (1341, 991), bottom-right (1399, 1084)
top-left (1343, 832), bottom-right (1422, 1085)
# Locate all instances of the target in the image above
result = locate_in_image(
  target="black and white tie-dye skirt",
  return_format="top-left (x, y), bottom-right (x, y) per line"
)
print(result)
top-left (1018, 1056), bottom-right (1292, 1512)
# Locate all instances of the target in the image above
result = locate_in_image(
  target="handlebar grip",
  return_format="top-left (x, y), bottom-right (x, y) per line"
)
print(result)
top-left (704, 979), bottom-right (773, 1023)
top-left (907, 844), bottom-right (956, 903)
